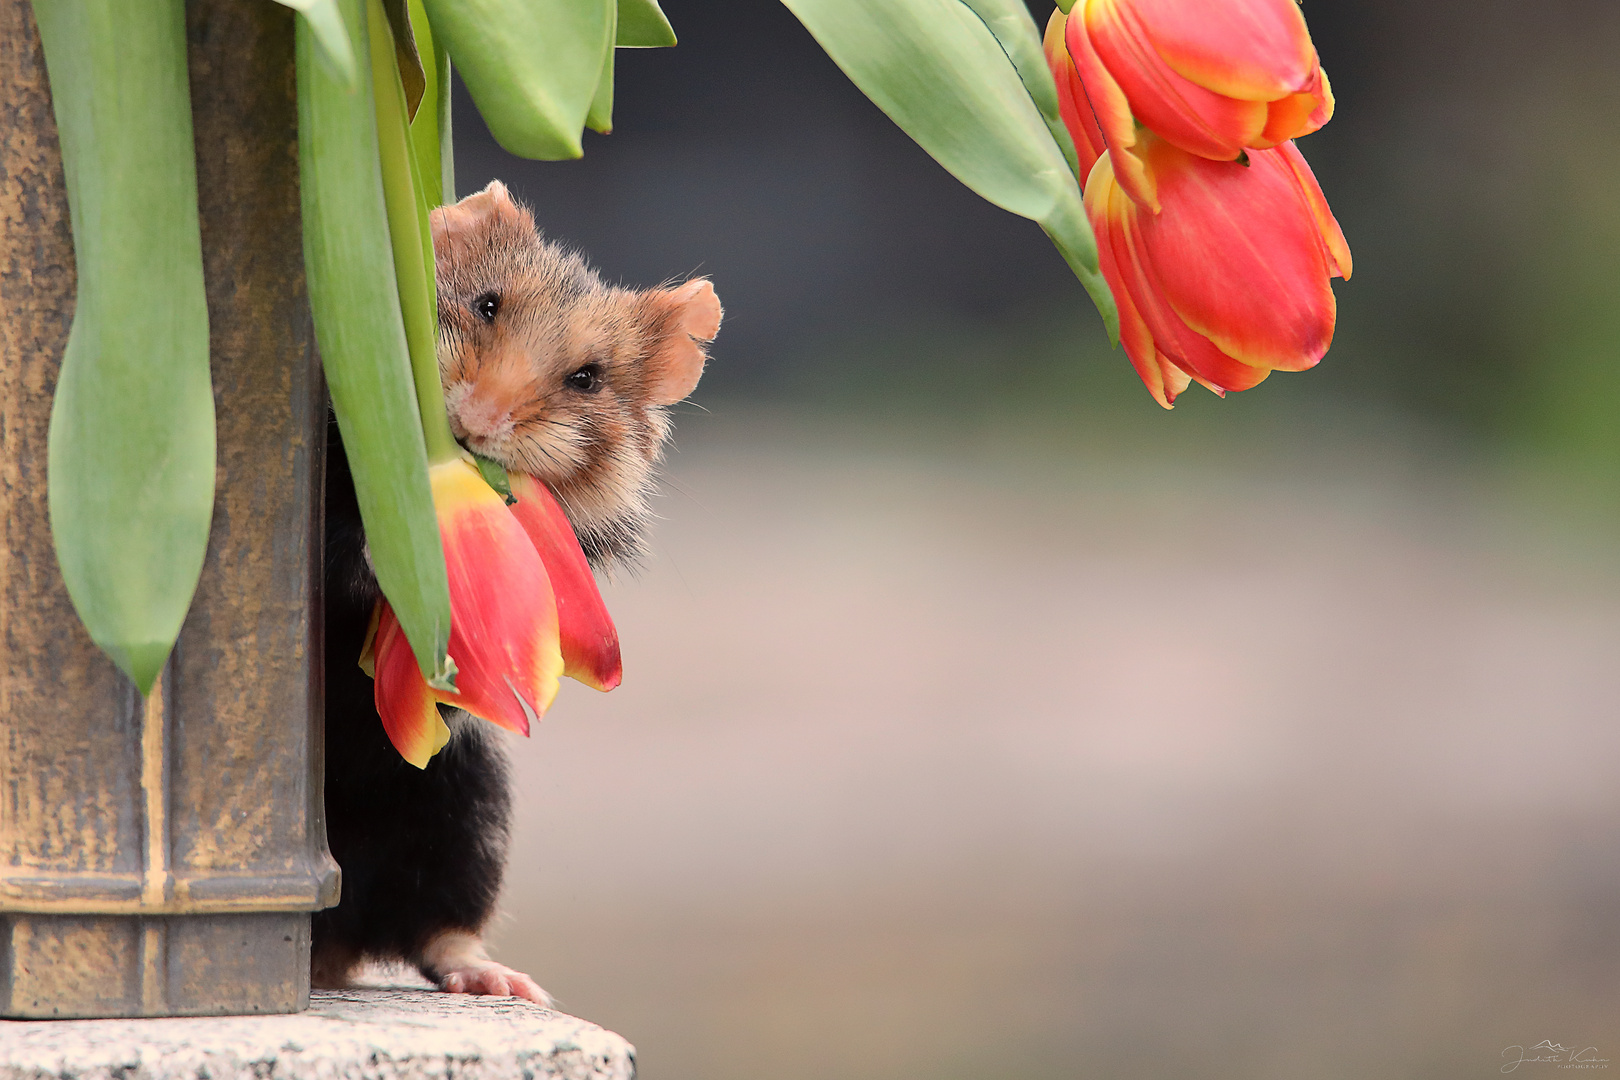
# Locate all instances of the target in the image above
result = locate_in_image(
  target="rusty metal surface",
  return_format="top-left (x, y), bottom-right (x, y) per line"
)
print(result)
top-left (0, 912), bottom-right (310, 1018)
top-left (0, 0), bottom-right (334, 1016)
top-left (168, 0), bottom-right (337, 913)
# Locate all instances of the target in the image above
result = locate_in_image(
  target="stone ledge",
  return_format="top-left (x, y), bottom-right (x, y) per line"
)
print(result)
top-left (0, 988), bottom-right (634, 1080)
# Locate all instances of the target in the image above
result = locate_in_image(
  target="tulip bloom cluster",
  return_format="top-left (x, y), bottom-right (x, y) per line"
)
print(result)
top-left (1045, 0), bottom-right (1351, 406)
top-left (364, 459), bottom-right (621, 767)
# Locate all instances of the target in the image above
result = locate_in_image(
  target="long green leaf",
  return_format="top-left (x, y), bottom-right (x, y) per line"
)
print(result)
top-left (271, 0), bottom-right (359, 89)
top-left (34, 0), bottom-right (215, 693)
top-left (370, 0), bottom-right (459, 467)
top-left (779, 0), bottom-right (1117, 339)
top-left (421, 0), bottom-right (614, 160)
top-left (297, 0), bottom-right (455, 690)
top-left (617, 0), bottom-right (675, 47)
top-left (956, 0), bottom-right (1081, 179)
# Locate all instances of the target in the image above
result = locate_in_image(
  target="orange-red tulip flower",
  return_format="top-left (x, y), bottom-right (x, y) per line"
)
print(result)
top-left (506, 471), bottom-right (622, 693)
top-left (370, 458), bottom-right (564, 766)
top-left (1086, 134), bottom-right (1351, 408)
top-left (1066, 0), bottom-right (1333, 210)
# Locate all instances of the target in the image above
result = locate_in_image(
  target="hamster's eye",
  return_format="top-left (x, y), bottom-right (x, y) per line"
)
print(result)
top-left (473, 292), bottom-right (500, 322)
top-left (566, 364), bottom-right (603, 393)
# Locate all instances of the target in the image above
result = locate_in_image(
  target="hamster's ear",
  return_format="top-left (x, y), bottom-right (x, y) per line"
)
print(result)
top-left (645, 278), bottom-right (722, 406)
top-left (430, 180), bottom-right (531, 248)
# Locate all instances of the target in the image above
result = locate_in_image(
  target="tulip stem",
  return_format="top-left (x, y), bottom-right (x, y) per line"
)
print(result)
top-left (368, 0), bottom-right (461, 466)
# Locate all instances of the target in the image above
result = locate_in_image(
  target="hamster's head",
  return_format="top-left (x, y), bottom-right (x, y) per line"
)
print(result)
top-left (430, 181), bottom-right (722, 568)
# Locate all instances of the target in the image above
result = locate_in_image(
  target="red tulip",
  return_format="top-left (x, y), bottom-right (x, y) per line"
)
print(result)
top-left (370, 458), bottom-right (564, 766)
top-left (1065, 0), bottom-right (1333, 210)
top-left (1085, 134), bottom-right (1352, 407)
top-left (506, 471), bottom-right (622, 693)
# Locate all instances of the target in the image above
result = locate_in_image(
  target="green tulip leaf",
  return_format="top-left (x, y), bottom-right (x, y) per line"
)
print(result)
top-left (381, 0), bottom-right (427, 121)
top-left (34, 0), bottom-right (216, 694)
top-left (472, 454), bottom-right (515, 506)
top-left (407, 0), bottom-right (454, 206)
top-left (422, 0), bottom-right (614, 160)
top-left (270, 0), bottom-right (359, 89)
top-left (370, 0), bottom-right (463, 479)
top-left (779, 0), bottom-right (1118, 339)
top-left (587, 0), bottom-right (618, 134)
top-left (617, 0), bottom-right (675, 47)
top-left (956, 0), bottom-right (1081, 179)
top-left (297, 0), bottom-right (455, 689)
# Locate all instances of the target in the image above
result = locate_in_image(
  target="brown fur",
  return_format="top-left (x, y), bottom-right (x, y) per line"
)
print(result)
top-left (430, 181), bottom-right (722, 566)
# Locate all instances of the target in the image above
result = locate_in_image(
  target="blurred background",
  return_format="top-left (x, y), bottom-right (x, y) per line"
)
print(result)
top-left (447, 1), bottom-right (1620, 1076)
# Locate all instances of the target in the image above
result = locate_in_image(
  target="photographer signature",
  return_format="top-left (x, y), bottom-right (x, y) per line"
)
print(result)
top-left (1502, 1041), bottom-right (1611, 1073)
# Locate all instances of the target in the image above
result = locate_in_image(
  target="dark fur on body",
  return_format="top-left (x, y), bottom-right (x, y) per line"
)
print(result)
top-left (311, 181), bottom-right (721, 996)
top-left (312, 417), bottom-right (512, 987)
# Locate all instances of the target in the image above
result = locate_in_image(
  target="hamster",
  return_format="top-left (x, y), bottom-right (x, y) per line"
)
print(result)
top-left (312, 181), bottom-right (722, 1002)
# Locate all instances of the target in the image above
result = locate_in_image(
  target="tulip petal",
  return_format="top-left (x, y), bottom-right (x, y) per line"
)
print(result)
top-left (1067, 3), bottom-right (1157, 209)
top-left (507, 472), bottom-right (622, 692)
top-left (1086, 0), bottom-right (1265, 162)
top-left (1278, 140), bottom-right (1352, 280)
top-left (1128, 0), bottom-right (1318, 103)
top-left (373, 602), bottom-right (453, 768)
top-left (1134, 140), bottom-right (1336, 372)
top-left (431, 458), bottom-right (563, 736)
top-left (1307, 68), bottom-right (1335, 135)
top-left (1090, 151), bottom-right (1271, 393)
top-left (1044, 9), bottom-right (1105, 180)
top-left (1086, 155), bottom-right (1183, 407)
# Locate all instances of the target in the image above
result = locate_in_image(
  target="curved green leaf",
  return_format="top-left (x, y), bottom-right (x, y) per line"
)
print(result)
top-left (617, 0), bottom-right (675, 47)
top-left (34, 0), bottom-right (215, 693)
top-left (587, 0), bottom-right (618, 134)
top-left (381, 0), bottom-right (427, 120)
top-left (779, 0), bottom-right (1117, 338)
top-left (298, 0), bottom-right (455, 689)
top-left (956, 0), bottom-right (1081, 179)
top-left (371, 0), bottom-right (461, 473)
top-left (407, 0), bottom-right (454, 205)
top-left (421, 0), bottom-right (614, 160)
top-left (271, 0), bottom-right (359, 89)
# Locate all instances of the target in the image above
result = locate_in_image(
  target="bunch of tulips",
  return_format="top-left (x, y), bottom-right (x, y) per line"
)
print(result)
top-left (1046, 0), bottom-right (1352, 407)
top-left (32, 0), bottom-right (1350, 766)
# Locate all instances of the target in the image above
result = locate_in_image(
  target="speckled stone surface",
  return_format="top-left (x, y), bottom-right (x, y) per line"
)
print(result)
top-left (0, 989), bottom-right (635, 1080)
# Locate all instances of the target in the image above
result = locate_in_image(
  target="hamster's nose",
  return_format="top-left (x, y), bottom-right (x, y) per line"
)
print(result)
top-left (450, 390), bottom-right (511, 440)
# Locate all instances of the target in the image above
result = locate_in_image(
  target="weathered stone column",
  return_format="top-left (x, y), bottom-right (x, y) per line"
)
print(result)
top-left (0, 0), bottom-right (337, 1018)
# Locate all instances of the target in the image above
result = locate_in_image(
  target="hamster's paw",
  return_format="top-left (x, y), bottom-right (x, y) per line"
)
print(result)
top-left (440, 961), bottom-right (552, 1006)
top-left (419, 927), bottom-right (553, 1006)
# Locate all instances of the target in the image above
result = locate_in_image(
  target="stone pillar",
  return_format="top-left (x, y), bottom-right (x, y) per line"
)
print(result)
top-left (0, 0), bottom-right (337, 1018)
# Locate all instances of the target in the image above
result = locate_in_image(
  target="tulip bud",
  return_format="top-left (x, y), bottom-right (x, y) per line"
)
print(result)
top-left (1067, 0), bottom-right (1333, 209)
top-left (1086, 135), bottom-right (1351, 407)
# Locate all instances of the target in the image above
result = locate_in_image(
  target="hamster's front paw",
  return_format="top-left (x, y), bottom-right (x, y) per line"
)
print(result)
top-left (419, 927), bottom-right (553, 1006)
top-left (440, 960), bottom-right (552, 1005)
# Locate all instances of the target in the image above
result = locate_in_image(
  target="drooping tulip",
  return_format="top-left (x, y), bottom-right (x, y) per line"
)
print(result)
top-left (1085, 134), bottom-right (1351, 407)
top-left (366, 461), bottom-right (626, 765)
top-left (370, 457), bottom-right (565, 765)
top-left (506, 471), bottom-right (622, 693)
top-left (1065, 0), bottom-right (1333, 210)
